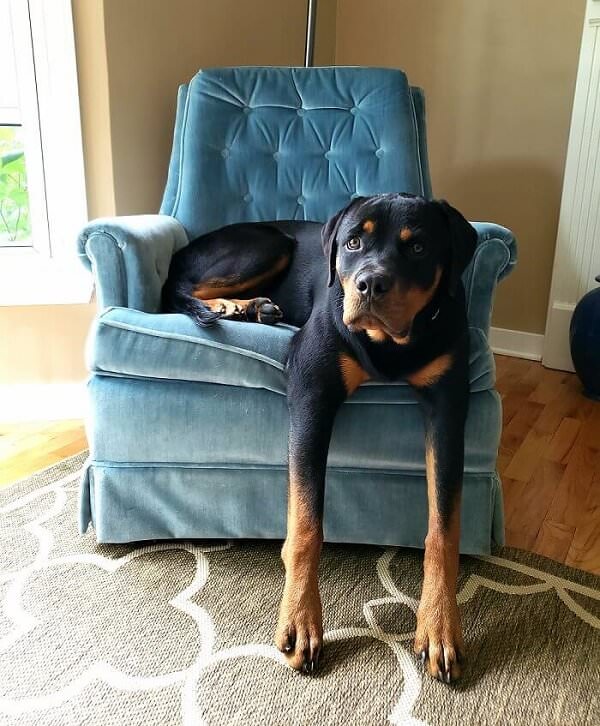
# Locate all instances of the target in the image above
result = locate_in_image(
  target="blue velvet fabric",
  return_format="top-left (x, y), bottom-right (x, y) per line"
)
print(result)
top-left (80, 465), bottom-right (503, 554)
top-left (83, 372), bottom-right (501, 474)
top-left (160, 67), bottom-right (431, 238)
top-left (88, 308), bottom-right (497, 398)
top-left (78, 66), bottom-right (517, 552)
top-left (77, 215), bottom-right (188, 311)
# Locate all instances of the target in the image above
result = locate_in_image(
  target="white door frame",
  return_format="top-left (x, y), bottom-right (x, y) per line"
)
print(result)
top-left (543, 0), bottom-right (600, 371)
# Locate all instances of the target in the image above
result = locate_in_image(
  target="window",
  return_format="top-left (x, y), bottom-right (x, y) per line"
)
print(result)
top-left (0, 0), bottom-right (90, 305)
top-left (0, 126), bottom-right (31, 248)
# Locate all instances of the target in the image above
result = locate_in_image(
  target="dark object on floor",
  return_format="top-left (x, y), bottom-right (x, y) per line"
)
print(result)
top-left (570, 274), bottom-right (600, 400)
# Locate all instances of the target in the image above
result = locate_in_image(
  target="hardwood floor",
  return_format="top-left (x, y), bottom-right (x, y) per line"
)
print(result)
top-left (496, 355), bottom-right (600, 575)
top-left (0, 356), bottom-right (598, 574)
top-left (0, 419), bottom-right (87, 488)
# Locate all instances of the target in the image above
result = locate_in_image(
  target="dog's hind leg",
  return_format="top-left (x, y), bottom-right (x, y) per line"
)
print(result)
top-left (162, 222), bottom-right (294, 326)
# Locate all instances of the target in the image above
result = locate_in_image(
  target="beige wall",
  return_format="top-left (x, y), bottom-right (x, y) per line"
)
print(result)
top-left (0, 305), bottom-right (95, 384)
top-left (335, 0), bottom-right (585, 333)
top-left (103, 0), bottom-right (312, 215)
top-left (315, 0), bottom-right (337, 65)
top-left (72, 0), bottom-right (115, 220)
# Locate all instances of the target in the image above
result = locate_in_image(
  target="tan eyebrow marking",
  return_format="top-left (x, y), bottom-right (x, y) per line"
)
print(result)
top-left (399, 227), bottom-right (413, 242)
top-left (362, 219), bottom-right (376, 234)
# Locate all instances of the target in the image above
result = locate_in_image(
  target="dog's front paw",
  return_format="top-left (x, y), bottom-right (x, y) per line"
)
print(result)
top-left (275, 583), bottom-right (323, 674)
top-left (414, 590), bottom-right (464, 683)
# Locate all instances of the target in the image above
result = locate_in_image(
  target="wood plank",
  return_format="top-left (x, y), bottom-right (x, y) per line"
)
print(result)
top-left (565, 466), bottom-right (600, 574)
top-left (0, 424), bottom-right (87, 487)
top-left (546, 445), bottom-right (598, 529)
top-left (501, 476), bottom-right (525, 523)
top-left (503, 428), bottom-right (552, 483)
top-left (499, 400), bottom-right (545, 460)
top-left (533, 520), bottom-right (575, 562)
top-left (545, 417), bottom-right (581, 464)
top-left (505, 526), bottom-right (538, 552)
top-left (566, 509), bottom-right (600, 574)
top-left (574, 403), bottom-right (600, 452)
top-left (504, 459), bottom-right (565, 542)
top-left (533, 386), bottom-right (584, 437)
top-left (528, 369), bottom-right (568, 405)
top-left (500, 393), bottom-right (524, 428)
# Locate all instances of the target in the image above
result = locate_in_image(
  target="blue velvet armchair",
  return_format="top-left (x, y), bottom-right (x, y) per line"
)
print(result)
top-left (78, 67), bottom-right (516, 553)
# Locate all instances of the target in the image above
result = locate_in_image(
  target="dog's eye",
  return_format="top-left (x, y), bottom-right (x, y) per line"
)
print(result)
top-left (410, 242), bottom-right (425, 256)
top-left (345, 237), bottom-right (362, 251)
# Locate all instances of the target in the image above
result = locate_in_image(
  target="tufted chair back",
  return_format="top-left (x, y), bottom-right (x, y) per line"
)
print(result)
top-left (160, 67), bottom-right (432, 239)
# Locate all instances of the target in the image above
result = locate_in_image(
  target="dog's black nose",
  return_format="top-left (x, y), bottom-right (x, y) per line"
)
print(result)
top-left (355, 272), bottom-right (392, 299)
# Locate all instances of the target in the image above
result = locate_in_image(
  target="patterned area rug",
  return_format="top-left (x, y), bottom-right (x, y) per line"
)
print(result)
top-left (1, 453), bottom-right (599, 726)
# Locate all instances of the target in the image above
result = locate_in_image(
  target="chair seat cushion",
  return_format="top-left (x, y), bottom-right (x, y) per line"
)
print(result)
top-left (88, 307), bottom-right (496, 401)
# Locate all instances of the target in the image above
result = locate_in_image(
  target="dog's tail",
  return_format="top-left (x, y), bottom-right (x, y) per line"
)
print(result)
top-left (161, 277), bottom-right (221, 327)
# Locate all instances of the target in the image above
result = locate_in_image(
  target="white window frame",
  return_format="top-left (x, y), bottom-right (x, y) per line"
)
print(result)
top-left (0, 0), bottom-right (92, 306)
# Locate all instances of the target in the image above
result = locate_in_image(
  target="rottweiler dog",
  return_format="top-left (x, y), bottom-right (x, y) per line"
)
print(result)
top-left (162, 193), bottom-right (477, 683)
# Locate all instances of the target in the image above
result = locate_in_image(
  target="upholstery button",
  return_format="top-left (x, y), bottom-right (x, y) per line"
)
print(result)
top-left (297, 196), bottom-right (305, 205)
top-left (243, 106), bottom-right (251, 114)
top-left (375, 148), bottom-right (384, 158)
top-left (351, 192), bottom-right (359, 199)
top-left (350, 106), bottom-right (358, 115)
top-left (221, 148), bottom-right (230, 158)
top-left (273, 151), bottom-right (280, 161)
top-left (243, 193), bottom-right (252, 202)
top-left (324, 150), bottom-right (332, 160)
top-left (296, 108), bottom-right (305, 116)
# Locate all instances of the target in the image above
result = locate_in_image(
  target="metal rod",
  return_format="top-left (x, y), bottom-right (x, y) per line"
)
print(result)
top-left (304, 0), bottom-right (318, 67)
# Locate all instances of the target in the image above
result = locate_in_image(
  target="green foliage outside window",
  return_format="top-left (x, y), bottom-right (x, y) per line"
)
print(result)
top-left (0, 126), bottom-right (31, 243)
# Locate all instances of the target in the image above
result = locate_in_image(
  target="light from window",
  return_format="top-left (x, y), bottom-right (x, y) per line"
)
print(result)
top-left (0, 0), bottom-right (36, 250)
top-left (0, 125), bottom-right (32, 247)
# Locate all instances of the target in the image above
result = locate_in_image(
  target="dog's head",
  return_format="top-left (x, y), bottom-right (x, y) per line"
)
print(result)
top-left (321, 193), bottom-right (476, 342)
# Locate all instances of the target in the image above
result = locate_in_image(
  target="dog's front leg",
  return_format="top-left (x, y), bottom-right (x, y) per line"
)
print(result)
top-left (409, 353), bottom-right (469, 683)
top-left (275, 343), bottom-right (353, 673)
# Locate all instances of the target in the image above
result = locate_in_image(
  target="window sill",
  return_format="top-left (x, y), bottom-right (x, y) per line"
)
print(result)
top-left (0, 253), bottom-right (93, 306)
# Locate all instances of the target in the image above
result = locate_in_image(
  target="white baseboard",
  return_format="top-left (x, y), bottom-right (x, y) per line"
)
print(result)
top-left (489, 326), bottom-right (545, 361)
top-left (542, 303), bottom-right (576, 372)
top-left (0, 383), bottom-right (87, 423)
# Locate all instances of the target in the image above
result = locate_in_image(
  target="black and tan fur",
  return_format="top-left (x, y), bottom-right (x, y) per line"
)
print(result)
top-left (162, 193), bottom-right (477, 682)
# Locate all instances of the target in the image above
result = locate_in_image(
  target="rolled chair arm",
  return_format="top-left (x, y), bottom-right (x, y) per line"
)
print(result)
top-left (77, 214), bottom-right (189, 312)
top-left (464, 222), bottom-right (517, 336)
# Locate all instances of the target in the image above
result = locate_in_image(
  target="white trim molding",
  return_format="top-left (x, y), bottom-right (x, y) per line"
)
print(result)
top-left (489, 327), bottom-right (545, 362)
top-left (0, 383), bottom-right (87, 423)
top-left (543, 0), bottom-right (600, 371)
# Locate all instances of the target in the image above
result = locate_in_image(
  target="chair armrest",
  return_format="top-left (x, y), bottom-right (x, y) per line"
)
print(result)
top-left (77, 214), bottom-right (189, 311)
top-left (463, 222), bottom-right (517, 336)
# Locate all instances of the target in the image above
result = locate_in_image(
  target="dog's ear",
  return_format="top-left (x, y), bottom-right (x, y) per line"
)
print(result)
top-left (321, 197), bottom-right (366, 287)
top-left (437, 199), bottom-right (477, 297)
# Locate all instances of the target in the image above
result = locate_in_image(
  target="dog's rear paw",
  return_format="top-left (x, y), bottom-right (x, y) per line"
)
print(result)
top-left (247, 298), bottom-right (283, 325)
